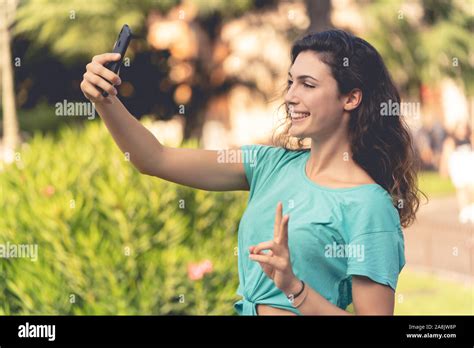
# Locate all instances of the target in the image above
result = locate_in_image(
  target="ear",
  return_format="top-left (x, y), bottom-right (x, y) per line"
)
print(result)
top-left (343, 88), bottom-right (362, 111)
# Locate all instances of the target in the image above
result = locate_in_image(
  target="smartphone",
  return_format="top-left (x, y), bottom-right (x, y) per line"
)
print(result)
top-left (101, 24), bottom-right (132, 97)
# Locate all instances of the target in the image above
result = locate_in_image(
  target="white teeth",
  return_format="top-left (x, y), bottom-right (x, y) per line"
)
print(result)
top-left (290, 112), bottom-right (310, 119)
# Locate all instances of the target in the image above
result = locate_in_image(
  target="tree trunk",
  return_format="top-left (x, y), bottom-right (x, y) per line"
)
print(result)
top-left (305, 0), bottom-right (332, 33)
top-left (1, 0), bottom-right (19, 162)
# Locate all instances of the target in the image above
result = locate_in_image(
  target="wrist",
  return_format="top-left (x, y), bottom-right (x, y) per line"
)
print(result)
top-left (283, 277), bottom-right (302, 297)
top-left (93, 95), bottom-right (117, 108)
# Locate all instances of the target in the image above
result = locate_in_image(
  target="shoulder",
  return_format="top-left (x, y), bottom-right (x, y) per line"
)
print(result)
top-left (341, 185), bottom-right (402, 236)
top-left (240, 144), bottom-right (308, 169)
top-left (240, 145), bottom-right (308, 194)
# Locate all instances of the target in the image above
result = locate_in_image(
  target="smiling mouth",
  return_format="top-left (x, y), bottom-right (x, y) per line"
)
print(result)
top-left (290, 111), bottom-right (311, 121)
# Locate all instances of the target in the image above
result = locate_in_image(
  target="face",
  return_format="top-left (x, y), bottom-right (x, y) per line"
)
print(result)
top-left (285, 50), bottom-right (357, 140)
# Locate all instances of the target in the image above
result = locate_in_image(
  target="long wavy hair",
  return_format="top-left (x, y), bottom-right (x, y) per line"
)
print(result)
top-left (273, 30), bottom-right (427, 228)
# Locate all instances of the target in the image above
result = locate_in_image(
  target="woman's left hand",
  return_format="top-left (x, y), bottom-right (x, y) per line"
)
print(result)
top-left (248, 201), bottom-right (301, 295)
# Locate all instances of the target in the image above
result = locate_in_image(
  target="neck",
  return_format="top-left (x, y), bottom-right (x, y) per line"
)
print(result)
top-left (306, 127), bottom-right (358, 181)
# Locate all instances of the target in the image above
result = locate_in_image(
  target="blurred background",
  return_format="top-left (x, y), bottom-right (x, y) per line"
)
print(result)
top-left (0, 0), bottom-right (472, 315)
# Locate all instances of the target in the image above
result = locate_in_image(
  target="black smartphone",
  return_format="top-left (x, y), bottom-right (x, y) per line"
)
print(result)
top-left (102, 24), bottom-right (132, 97)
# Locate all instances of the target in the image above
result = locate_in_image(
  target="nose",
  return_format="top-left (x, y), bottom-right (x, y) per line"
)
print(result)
top-left (284, 84), bottom-right (299, 108)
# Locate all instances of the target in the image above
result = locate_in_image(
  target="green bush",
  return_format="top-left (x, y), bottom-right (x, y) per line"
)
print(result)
top-left (0, 121), bottom-right (247, 315)
top-left (1, 102), bottom-right (79, 137)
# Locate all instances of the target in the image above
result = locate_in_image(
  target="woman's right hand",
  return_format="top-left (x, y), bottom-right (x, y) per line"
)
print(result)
top-left (80, 53), bottom-right (122, 104)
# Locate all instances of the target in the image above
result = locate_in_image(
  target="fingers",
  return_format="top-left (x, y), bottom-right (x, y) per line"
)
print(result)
top-left (249, 253), bottom-right (273, 265)
top-left (87, 61), bottom-right (122, 86)
top-left (249, 253), bottom-right (285, 270)
top-left (249, 246), bottom-right (273, 256)
top-left (80, 80), bottom-right (112, 104)
top-left (273, 201), bottom-right (290, 244)
top-left (81, 53), bottom-right (122, 103)
top-left (250, 252), bottom-right (288, 270)
top-left (273, 201), bottom-right (283, 240)
top-left (274, 202), bottom-right (290, 245)
top-left (251, 241), bottom-right (275, 255)
top-left (252, 251), bottom-right (275, 279)
top-left (92, 53), bottom-right (121, 65)
top-left (279, 214), bottom-right (290, 245)
top-left (83, 72), bottom-right (117, 96)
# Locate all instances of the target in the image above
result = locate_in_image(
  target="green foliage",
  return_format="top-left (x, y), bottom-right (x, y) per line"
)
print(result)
top-left (14, 0), bottom-right (171, 62)
top-left (364, 0), bottom-right (473, 95)
top-left (192, 0), bottom-right (254, 18)
top-left (0, 121), bottom-right (248, 314)
top-left (0, 102), bottom-right (70, 136)
top-left (418, 170), bottom-right (456, 197)
top-left (13, 0), bottom-right (259, 63)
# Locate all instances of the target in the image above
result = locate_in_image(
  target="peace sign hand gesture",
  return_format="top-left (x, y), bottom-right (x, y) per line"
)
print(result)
top-left (249, 202), bottom-right (301, 295)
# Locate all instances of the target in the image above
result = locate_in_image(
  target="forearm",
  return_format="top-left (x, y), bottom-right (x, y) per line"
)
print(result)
top-left (94, 96), bottom-right (163, 173)
top-left (295, 285), bottom-right (352, 315)
top-left (283, 279), bottom-right (352, 315)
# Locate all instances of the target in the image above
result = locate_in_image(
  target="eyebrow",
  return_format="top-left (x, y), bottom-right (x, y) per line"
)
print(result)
top-left (288, 71), bottom-right (319, 82)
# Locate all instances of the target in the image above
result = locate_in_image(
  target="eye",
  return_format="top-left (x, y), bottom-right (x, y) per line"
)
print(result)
top-left (303, 82), bottom-right (315, 89)
top-left (287, 80), bottom-right (293, 87)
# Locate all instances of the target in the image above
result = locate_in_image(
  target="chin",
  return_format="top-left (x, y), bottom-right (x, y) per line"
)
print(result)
top-left (289, 120), bottom-right (326, 139)
top-left (289, 124), bottom-right (311, 138)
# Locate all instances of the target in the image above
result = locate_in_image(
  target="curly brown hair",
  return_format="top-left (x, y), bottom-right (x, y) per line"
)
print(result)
top-left (273, 30), bottom-right (427, 228)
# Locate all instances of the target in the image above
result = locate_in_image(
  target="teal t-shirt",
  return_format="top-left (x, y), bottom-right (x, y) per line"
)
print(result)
top-left (234, 144), bottom-right (406, 315)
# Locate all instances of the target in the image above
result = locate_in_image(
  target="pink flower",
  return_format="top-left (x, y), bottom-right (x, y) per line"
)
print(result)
top-left (187, 259), bottom-right (213, 281)
top-left (42, 185), bottom-right (55, 197)
top-left (200, 259), bottom-right (213, 273)
top-left (188, 263), bottom-right (204, 280)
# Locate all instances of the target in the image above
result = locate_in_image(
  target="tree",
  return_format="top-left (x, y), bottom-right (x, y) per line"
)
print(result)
top-left (363, 0), bottom-right (473, 97)
top-left (1, 0), bottom-right (20, 163)
top-left (12, 0), bottom-right (278, 141)
top-left (306, 0), bottom-right (332, 32)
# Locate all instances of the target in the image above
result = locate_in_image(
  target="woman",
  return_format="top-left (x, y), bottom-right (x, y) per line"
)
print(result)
top-left (80, 29), bottom-right (423, 315)
top-left (440, 119), bottom-right (473, 224)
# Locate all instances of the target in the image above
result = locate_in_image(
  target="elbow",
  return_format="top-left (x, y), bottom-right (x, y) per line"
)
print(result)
top-left (137, 166), bottom-right (151, 176)
top-left (133, 162), bottom-right (151, 176)
top-left (136, 162), bottom-right (160, 177)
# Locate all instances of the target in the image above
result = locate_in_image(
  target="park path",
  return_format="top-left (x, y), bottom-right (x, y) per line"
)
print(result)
top-left (404, 195), bottom-right (473, 277)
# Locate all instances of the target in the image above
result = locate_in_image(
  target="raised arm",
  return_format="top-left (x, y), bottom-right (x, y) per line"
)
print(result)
top-left (80, 53), bottom-right (249, 192)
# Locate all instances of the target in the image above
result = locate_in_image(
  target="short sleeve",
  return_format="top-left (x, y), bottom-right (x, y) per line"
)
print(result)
top-left (240, 144), bottom-right (260, 187)
top-left (346, 230), bottom-right (405, 290)
top-left (240, 144), bottom-right (288, 200)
